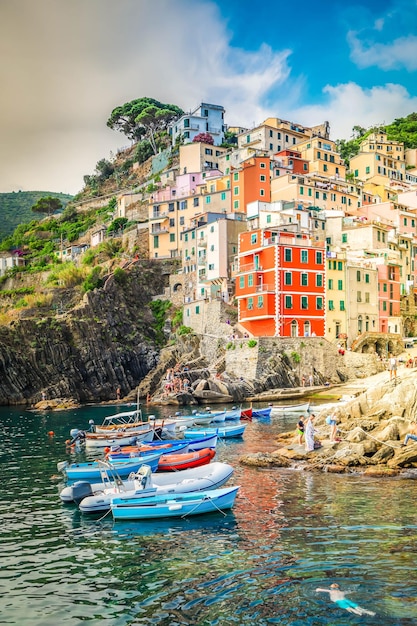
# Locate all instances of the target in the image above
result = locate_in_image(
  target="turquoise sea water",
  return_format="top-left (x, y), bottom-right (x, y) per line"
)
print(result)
top-left (1, 403), bottom-right (417, 625)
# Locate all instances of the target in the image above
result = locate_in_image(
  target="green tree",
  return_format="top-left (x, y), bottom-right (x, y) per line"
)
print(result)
top-left (107, 97), bottom-right (183, 145)
top-left (31, 196), bottom-right (63, 217)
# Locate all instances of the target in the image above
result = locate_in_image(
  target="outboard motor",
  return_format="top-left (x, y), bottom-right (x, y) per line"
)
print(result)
top-left (72, 481), bottom-right (94, 506)
top-left (70, 428), bottom-right (79, 439)
top-left (135, 465), bottom-right (153, 490)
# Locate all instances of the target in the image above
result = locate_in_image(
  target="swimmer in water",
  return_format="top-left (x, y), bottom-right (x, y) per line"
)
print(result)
top-left (316, 583), bottom-right (376, 616)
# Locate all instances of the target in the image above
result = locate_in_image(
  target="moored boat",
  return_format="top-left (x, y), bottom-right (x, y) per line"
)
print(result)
top-left (184, 423), bottom-right (246, 439)
top-left (57, 452), bottom-right (163, 481)
top-left (60, 461), bottom-right (235, 512)
top-left (270, 402), bottom-right (310, 414)
top-left (252, 407), bottom-right (272, 419)
top-left (106, 441), bottom-right (189, 461)
top-left (84, 427), bottom-right (154, 449)
top-left (146, 433), bottom-right (218, 451)
top-left (110, 485), bottom-right (240, 521)
top-left (157, 447), bottom-right (215, 471)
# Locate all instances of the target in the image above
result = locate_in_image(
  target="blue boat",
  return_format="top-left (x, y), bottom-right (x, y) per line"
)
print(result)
top-left (110, 485), bottom-right (240, 520)
top-left (252, 407), bottom-right (272, 419)
top-left (57, 451), bottom-right (163, 481)
top-left (106, 441), bottom-right (189, 461)
top-left (148, 433), bottom-right (218, 450)
top-left (184, 423), bottom-right (246, 439)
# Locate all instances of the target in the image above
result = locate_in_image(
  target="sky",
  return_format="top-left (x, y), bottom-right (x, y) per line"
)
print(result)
top-left (1, 0), bottom-right (417, 195)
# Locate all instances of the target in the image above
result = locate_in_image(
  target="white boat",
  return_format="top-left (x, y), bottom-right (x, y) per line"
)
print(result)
top-left (110, 485), bottom-right (240, 521)
top-left (192, 409), bottom-right (226, 425)
top-left (84, 427), bottom-right (154, 449)
top-left (60, 462), bottom-right (234, 513)
top-left (270, 401), bottom-right (311, 414)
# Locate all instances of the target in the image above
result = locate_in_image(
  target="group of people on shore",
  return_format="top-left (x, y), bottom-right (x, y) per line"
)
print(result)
top-left (163, 365), bottom-right (190, 396)
top-left (296, 411), bottom-right (340, 451)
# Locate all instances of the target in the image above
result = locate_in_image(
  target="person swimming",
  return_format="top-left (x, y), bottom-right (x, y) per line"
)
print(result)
top-left (316, 583), bottom-right (376, 616)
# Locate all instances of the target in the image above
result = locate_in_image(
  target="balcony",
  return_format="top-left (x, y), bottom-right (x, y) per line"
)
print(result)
top-left (197, 255), bottom-right (207, 266)
top-left (197, 238), bottom-right (207, 247)
top-left (255, 283), bottom-right (275, 293)
top-left (238, 263), bottom-right (264, 273)
top-left (150, 211), bottom-right (168, 221)
top-left (151, 226), bottom-right (169, 234)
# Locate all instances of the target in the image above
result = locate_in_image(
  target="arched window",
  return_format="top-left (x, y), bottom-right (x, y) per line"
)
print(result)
top-left (304, 321), bottom-right (311, 337)
top-left (291, 320), bottom-right (298, 337)
top-left (358, 315), bottom-right (363, 333)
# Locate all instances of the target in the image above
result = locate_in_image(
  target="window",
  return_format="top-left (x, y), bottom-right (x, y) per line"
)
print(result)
top-left (233, 186), bottom-right (239, 195)
top-left (382, 301), bottom-right (387, 311)
top-left (316, 274), bottom-right (323, 287)
top-left (205, 148), bottom-right (213, 155)
top-left (153, 235), bottom-right (159, 249)
top-left (260, 175), bottom-right (266, 182)
top-left (193, 197), bottom-right (199, 207)
top-left (340, 300), bottom-right (345, 311)
top-left (308, 188), bottom-right (312, 197)
top-left (301, 249), bottom-right (308, 263)
top-left (342, 233), bottom-right (348, 243)
top-left (285, 295), bottom-right (292, 309)
top-left (301, 296), bottom-right (308, 309)
top-left (338, 261), bottom-right (343, 271)
top-left (328, 278), bottom-right (333, 289)
top-left (168, 202), bottom-right (175, 212)
top-left (184, 118), bottom-right (190, 128)
top-left (257, 296), bottom-right (264, 308)
top-left (269, 130), bottom-right (273, 137)
top-left (284, 272), bottom-right (292, 285)
top-left (260, 162), bottom-right (266, 168)
top-left (221, 192), bottom-right (226, 200)
top-left (208, 263), bottom-right (214, 270)
top-left (357, 291), bottom-right (362, 302)
top-left (316, 296), bottom-right (323, 310)
top-left (247, 297), bottom-right (253, 310)
top-left (248, 274), bottom-right (253, 287)
top-left (365, 273), bottom-right (369, 283)
top-left (357, 270), bottom-right (361, 281)
top-left (316, 251), bottom-right (323, 264)
top-left (195, 305), bottom-right (200, 314)
top-left (366, 166), bottom-right (370, 174)
top-left (338, 279), bottom-right (343, 290)
top-left (266, 214), bottom-right (271, 224)
top-left (284, 248), bottom-right (292, 262)
top-left (246, 135), bottom-right (250, 143)
top-left (301, 273), bottom-right (308, 286)
top-left (239, 276), bottom-right (245, 289)
top-left (251, 233), bottom-right (257, 245)
top-left (269, 143), bottom-right (273, 150)
top-left (365, 292), bottom-right (370, 303)
top-left (300, 186), bottom-right (304, 195)
top-left (323, 164), bottom-right (328, 172)
top-left (170, 233), bottom-right (175, 242)
top-left (233, 200), bottom-right (239, 209)
top-left (328, 300), bottom-right (334, 310)
top-left (260, 189), bottom-right (265, 196)
top-left (233, 172), bottom-right (239, 181)
top-left (210, 244), bottom-right (214, 251)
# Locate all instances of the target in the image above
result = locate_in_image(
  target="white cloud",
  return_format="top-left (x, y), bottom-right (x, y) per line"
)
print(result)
top-left (289, 82), bottom-right (417, 140)
top-left (0, 0), bottom-right (291, 193)
top-left (348, 31), bottom-right (417, 71)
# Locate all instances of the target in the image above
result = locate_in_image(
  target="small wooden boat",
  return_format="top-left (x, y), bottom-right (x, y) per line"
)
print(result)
top-left (270, 401), bottom-right (310, 414)
top-left (157, 447), bottom-right (215, 472)
top-left (57, 452), bottom-right (163, 481)
top-left (192, 409), bottom-right (226, 425)
top-left (240, 407), bottom-right (253, 421)
top-left (110, 485), bottom-right (240, 521)
top-left (184, 423), bottom-right (246, 439)
top-left (223, 407), bottom-right (242, 421)
top-left (252, 407), bottom-right (272, 419)
top-left (84, 427), bottom-right (154, 449)
top-left (60, 462), bottom-right (235, 512)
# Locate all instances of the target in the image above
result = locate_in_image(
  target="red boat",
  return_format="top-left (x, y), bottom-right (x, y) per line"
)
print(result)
top-left (157, 447), bottom-right (215, 472)
top-left (240, 407), bottom-right (253, 421)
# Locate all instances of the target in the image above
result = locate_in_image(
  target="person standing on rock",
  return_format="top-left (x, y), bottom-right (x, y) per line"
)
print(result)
top-left (297, 416), bottom-right (305, 445)
top-left (389, 353), bottom-right (397, 381)
top-left (304, 414), bottom-right (316, 452)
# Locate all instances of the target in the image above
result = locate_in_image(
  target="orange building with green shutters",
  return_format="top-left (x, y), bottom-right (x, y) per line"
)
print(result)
top-left (235, 228), bottom-right (326, 337)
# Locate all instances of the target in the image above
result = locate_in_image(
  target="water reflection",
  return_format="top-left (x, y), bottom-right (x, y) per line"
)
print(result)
top-left (2, 405), bottom-right (417, 623)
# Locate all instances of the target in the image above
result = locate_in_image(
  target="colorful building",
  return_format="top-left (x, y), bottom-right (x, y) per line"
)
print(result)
top-left (235, 228), bottom-right (325, 337)
top-left (169, 103), bottom-right (225, 146)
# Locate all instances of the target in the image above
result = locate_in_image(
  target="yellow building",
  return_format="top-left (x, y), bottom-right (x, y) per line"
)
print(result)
top-left (295, 136), bottom-right (346, 179)
top-left (271, 172), bottom-right (359, 213)
top-left (325, 251), bottom-right (348, 344)
top-left (350, 131), bottom-right (406, 198)
top-left (237, 117), bottom-right (330, 155)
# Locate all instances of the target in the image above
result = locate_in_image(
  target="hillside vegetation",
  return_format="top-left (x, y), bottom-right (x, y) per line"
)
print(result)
top-left (0, 191), bottom-right (73, 241)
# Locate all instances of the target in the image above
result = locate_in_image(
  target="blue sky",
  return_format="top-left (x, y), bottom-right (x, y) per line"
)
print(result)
top-left (1, 0), bottom-right (416, 194)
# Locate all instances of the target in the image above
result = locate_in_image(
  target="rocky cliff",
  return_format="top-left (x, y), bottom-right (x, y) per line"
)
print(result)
top-left (0, 260), bottom-right (168, 405)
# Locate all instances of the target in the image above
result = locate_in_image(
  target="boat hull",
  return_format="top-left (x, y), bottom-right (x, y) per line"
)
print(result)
top-left (59, 453), bottom-right (162, 481)
top-left (184, 424), bottom-right (246, 439)
top-left (85, 429), bottom-right (154, 448)
top-left (110, 486), bottom-right (239, 520)
top-left (270, 402), bottom-right (310, 414)
top-left (157, 448), bottom-right (215, 471)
